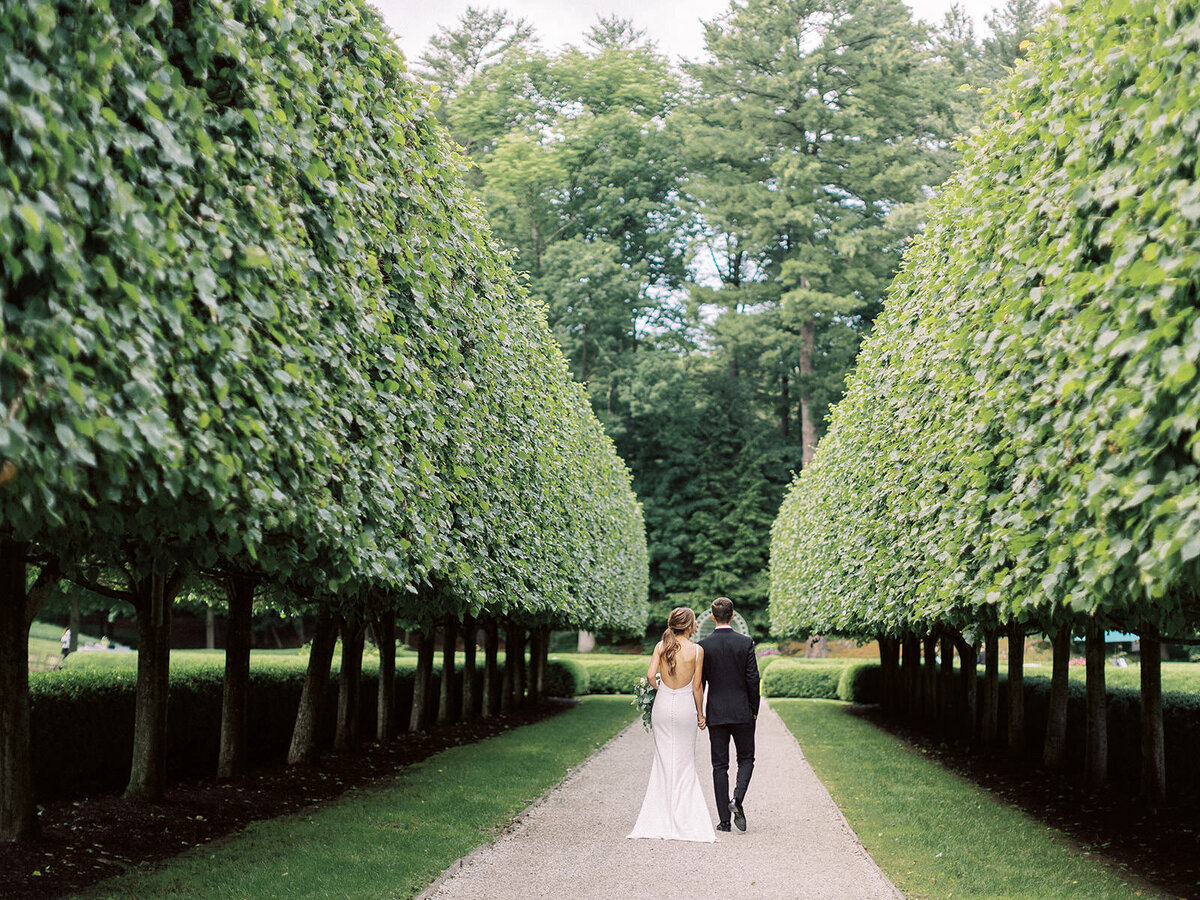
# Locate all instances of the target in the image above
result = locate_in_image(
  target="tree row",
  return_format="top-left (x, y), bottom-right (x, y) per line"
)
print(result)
top-left (0, 0), bottom-right (647, 840)
top-left (770, 0), bottom-right (1200, 808)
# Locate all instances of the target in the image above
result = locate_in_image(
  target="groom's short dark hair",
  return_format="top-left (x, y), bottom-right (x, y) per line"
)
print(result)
top-left (712, 597), bottom-right (734, 624)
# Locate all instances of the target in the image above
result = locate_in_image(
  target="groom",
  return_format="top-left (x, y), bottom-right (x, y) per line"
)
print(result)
top-left (699, 596), bottom-right (760, 833)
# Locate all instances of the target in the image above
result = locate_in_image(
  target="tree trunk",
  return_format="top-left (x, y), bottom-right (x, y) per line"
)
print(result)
top-left (438, 617), bottom-right (458, 725)
top-left (527, 628), bottom-right (542, 706)
top-left (409, 629), bottom-right (435, 732)
top-left (513, 626), bottom-right (527, 708)
top-left (939, 633), bottom-right (955, 726)
top-left (69, 596), bottom-right (80, 652)
top-left (799, 318), bottom-right (817, 466)
top-left (482, 620), bottom-right (499, 719)
top-left (1007, 622), bottom-right (1025, 755)
top-left (780, 371), bottom-right (790, 439)
top-left (0, 546), bottom-right (59, 840)
top-left (1140, 633), bottom-right (1165, 810)
top-left (878, 636), bottom-right (899, 711)
top-left (981, 630), bottom-right (999, 745)
top-left (1084, 617), bottom-right (1108, 791)
top-left (460, 615), bottom-right (477, 720)
top-left (536, 625), bottom-right (549, 701)
top-left (205, 607), bottom-right (215, 650)
top-left (217, 574), bottom-right (255, 780)
top-left (1042, 624), bottom-right (1072, 772)
top-left (335, 613), bottom-right (365, 752)
top-left (902, 634), bottom-right (921, 715)
top-left (125, 566), bottom-right (176, 802)
top-left (500, 623), bottom-right (514, 714)
top-left (953, 633), bottom-right (978, 740)
top-left (376, 614), bottom-right (396, 742)
top-left (922, 634), bottom-right (938, 720)
top-left (287, 605), bottom-right (338, 766)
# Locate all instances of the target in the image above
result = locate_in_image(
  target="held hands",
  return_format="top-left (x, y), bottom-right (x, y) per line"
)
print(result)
top-left (697, 714), bottom-right (707, 730)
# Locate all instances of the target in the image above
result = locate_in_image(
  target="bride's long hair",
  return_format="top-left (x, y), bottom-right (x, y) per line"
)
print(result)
top-left (661, 607), bottom-right (696, 676)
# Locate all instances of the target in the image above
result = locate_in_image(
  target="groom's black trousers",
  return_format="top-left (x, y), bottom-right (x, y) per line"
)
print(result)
top-left (708, 720), bottom-right (755, 818)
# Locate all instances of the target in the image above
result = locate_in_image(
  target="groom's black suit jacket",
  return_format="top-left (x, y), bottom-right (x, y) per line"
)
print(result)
top-left (699, 628), bottom-right (760, 725)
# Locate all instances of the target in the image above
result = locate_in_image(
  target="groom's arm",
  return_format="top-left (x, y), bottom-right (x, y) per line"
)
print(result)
top-left (745, 642), bottom-right (761, 718)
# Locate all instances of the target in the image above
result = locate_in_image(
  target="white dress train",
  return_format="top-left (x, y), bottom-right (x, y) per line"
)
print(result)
top-left (627, 681), bottom-right (716, 842)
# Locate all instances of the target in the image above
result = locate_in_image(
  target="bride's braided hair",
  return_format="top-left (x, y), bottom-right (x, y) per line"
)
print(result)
top-left (661, 607), bottom-right (696, 676)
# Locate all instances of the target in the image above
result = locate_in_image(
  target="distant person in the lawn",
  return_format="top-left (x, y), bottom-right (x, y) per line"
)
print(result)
top-left (628, 607), bottom-right (716, 842)
top-left (699, 596), bottom-right (759, 833)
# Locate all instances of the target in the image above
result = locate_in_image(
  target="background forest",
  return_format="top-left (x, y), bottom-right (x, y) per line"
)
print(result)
top-left (415, 0), bottom-right (1046, 638)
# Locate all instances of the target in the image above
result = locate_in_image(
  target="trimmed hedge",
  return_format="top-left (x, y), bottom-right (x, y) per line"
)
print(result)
top-left (545, 658), bottom-right (589, 697)
top-left (836, 663), bottom-right (880, 704)
top-left (572, 659), bottom-right (648, 694)
top-left (29, 658), bottom-right (580, 800)
top-left (761, 659), bottom-right (843, 700)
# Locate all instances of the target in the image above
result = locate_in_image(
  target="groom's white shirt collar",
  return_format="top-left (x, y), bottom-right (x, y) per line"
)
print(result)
top-left (714, 625), bottom-right (733, 630)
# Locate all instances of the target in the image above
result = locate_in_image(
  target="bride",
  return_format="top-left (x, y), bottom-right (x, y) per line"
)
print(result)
top-left (628, 607), bottom-right (716, 842)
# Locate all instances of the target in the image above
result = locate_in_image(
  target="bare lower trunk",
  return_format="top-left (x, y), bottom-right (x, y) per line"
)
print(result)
top-left (1140, 633), bottom-right (1165, 810)
top-left (1042, 624), bottom-right (1072, 772)
top-left (939, 633), bottom-right (955, 727)
top-left (536, 626), bottom-right (549, 701)
top-left (217, 574), bottom-right (255, 780)
top-left (460, 615), bottom-right (476, 720)
top-left (513, 626), bottom-right (527, 707)
top-left (69, 596), bottom-right (80, 652)
top-left (878, 636), bottom-right (900, 711)
top-left (799, 317), bottom-right (817, 466)
top-left (437, 617), bottom-right (457, 725)
top-left (335, 613), bottom-right (365, 752)
top-left (482, 621), bottom-right (499, 718)
top-left (205, 607), bottom-right (215, 650)
top-left (125, 567), bottom-right (175, 802)
top-left (902, 634), bottom-right (921, 715)
top-left (500, 623), bottom-right (514, 714)
top-left (953, 633), bottom-right (978, 740)
top-left (1007, 622), bottom-right (1025, 755)
top-left (0, 546), bottom-right (59, 840)
top-left (981, 630), bottom-right (999, 745)
top-left (376, 615), bottom-right (396, 742)
top-left (527, 628), bottom-right (542, 706)
top-left (287, 606), bottom-right (338, 766)
top-left (409, 630), bottom-right (435, 732)
top-left (1084, 618), bottom-right (1108, 790)
top-left (922, 634), bottom-right (938, 720)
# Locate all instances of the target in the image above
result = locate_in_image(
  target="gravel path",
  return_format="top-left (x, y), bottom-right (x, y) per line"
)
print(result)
top-left (419, 700), bottom-right (901, 900)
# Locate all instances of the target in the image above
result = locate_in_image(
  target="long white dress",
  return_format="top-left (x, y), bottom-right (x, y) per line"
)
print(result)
top-left (627, 680), bottom-right (716, 842)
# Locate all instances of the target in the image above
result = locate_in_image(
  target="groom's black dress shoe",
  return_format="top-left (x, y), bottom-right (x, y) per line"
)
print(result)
top-left (730, 801), bottom-right (746, 832)
top-left (716, 822), bottom-right (732, 833)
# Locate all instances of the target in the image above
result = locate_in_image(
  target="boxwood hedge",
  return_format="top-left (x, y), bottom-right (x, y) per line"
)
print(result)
top-left (29, 658), bottom-right (582, 800)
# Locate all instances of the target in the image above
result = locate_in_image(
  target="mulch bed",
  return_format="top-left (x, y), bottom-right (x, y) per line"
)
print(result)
top-left (854, 706), bottom-right (1200, 900)
top-left (0, 700), bottom-right (577, 900)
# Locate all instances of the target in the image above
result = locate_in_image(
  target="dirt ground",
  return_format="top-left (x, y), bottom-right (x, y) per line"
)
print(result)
top-left (0, 700), bottom-right (575, 900)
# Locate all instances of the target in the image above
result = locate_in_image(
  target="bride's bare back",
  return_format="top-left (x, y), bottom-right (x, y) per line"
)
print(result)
top-left (651, 638), bottom-right (702, 690)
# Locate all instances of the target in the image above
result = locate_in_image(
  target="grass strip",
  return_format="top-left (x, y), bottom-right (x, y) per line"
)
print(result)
top-left (82, 696), bottom-right (634, 899)
top-left (773, 699), bottom-right (1161, 900)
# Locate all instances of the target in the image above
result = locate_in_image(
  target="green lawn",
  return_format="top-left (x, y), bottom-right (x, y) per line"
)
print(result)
top-left (774, 699), bottom-right (1164, 900)
top-left (81, 695), bottom-right (635, 899)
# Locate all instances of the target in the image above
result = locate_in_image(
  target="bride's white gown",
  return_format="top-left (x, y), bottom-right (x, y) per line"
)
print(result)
top-left (627, 681), bottom-right (716, 842)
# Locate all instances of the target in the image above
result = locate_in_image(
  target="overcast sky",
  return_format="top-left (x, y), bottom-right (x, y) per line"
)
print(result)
top-left (382, 0), bottom-right (1006, 66)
